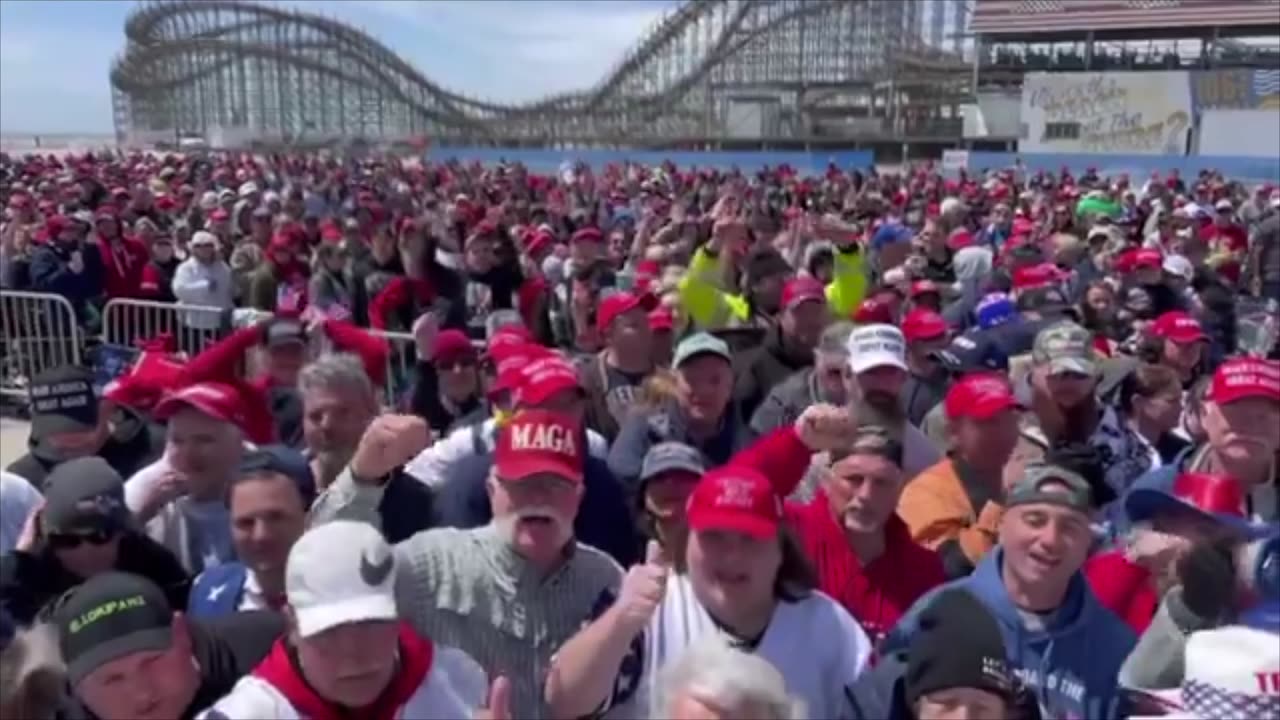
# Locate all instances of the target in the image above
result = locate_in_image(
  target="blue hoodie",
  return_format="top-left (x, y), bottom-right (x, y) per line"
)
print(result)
top-left (881, 548), bottom-right (1136, 720)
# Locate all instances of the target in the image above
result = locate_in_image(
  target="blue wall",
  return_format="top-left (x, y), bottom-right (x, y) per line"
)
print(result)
top-left (424, 146), bottom-right (875, 176)
top-left (958, 152), bottom-right (1280, 185)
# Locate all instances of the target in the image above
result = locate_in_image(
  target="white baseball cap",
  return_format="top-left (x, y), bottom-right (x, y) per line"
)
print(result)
top-left (286, 521), bottom-right (398, 638)
top-left (1162, 254), bottom-right (1195, 282)
top-left (846, 324), bottom-right (908, 374)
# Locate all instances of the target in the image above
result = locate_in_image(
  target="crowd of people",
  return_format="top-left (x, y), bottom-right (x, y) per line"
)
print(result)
top-left (0, 147), bottom-right (1278, 720)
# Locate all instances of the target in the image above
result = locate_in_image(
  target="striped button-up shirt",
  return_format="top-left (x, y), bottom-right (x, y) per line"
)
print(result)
top-left (311, 469), bottom-right (625, 719)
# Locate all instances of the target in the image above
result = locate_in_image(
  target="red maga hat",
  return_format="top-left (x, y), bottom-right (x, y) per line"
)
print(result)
top-left (1209, 357), bottom-right (1280, 406)
top-left (901, 308), bottom-right (949, 343)
top-left (944, 373), bottom-right (1021, 421)
top-left (782, 276), bottom-right (827, 311)
top-left (597, 291), bottom-right (659, 334)
top-left (494, 409), bottom-right (584, 483)
top-left (153, 382), bottom-right (247, 430)
top-left (1150, 311), bottom-right (1207, 344)
top-left (686, 466), bottom-right (783, 540)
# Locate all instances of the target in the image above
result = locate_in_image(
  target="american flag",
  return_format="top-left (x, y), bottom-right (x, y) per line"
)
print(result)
top-left (970, 0), bottom-right (1280, 34)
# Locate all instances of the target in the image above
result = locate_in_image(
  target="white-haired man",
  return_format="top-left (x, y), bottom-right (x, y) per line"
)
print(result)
top-left (652, 638), bottom-right (804, 720)
top-left (311, 409), bottom-right (623, 719)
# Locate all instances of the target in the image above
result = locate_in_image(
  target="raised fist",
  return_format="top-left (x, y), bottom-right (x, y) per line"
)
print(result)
top-left (350, 414), bottom-right (431, 484)
top-left (795, 403), bottom-right (856, 453)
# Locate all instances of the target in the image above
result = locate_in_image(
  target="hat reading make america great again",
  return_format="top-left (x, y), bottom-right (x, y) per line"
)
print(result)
top-left (495, 409), bottom-right (584, 484)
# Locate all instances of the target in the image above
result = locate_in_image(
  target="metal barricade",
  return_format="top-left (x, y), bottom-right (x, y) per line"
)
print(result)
top-left (373, 330), bottom-right (418, 406)
top-left (0, 290), bottom-right (83, 400)
top-left (366, 330), bottom-right (488, 406)
top-left (102, 298), bottom-right (228, 357)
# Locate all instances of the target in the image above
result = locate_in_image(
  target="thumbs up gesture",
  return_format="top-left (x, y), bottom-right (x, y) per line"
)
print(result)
top-left (614, 540), bottom-right (670, 636)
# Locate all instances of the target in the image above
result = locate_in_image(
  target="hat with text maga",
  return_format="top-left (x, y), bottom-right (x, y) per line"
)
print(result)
top-left (685, 466), bottom-right (782, 540)
top-left (29, 365), bottom-right (99, 439)
top-left (1209, 357), bottom-right (1280, 406)
top-left (153, 381), bottom-right (248, 429)
top-left (286, 521), bottom-right (398, 639)
top-left (495, 409), bottom-right (584, 483)
top-left (945, 373), bottom-right (1022, 421)
top-left (597, 290), bottom-right (659, 334)
top-left (514, 356), bottom-right (583, 407)
top-left (55, 572), bottom-right (174, 686)
top-left (1152, 311), bottom-right (1208, 345)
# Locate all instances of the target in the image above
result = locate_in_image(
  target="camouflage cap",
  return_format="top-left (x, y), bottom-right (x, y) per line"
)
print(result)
top-left (1006, 463), bottom-right (1094, 515)
top-left (1032, 321), bottom-right (1098, 377)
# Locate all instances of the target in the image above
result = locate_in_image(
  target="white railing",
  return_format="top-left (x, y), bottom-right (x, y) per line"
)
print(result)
top-left (0, 291), bottom-right (83, 398)
top-left (102, 298), bottom-right (228, 356)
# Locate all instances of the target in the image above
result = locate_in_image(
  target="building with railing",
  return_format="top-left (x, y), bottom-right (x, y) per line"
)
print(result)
top-left (961, 0), bottom-right (1280, 155)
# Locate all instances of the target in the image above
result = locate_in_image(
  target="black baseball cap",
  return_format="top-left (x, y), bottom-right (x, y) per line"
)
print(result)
top-left (932, 334), bottom-right (1009, 375)
top-left (640, 442), bottom-right (705, 484)
top-left (906, 589), bottom-right (1015, 705)
top-left (29, 365), bottom-right (99, 439)
top-left (55, 572), bottom-right (174, 686)
top-left (42, 457), bottom-right (130, 536)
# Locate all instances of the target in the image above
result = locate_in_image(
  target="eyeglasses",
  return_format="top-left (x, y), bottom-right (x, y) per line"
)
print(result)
top-left (47, 529), bottom-right (116, 549)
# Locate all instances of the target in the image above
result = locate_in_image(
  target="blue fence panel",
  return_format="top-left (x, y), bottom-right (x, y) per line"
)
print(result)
top-left (956, 152), bottom-right (1280, 186)
top-left (424, 146), bottom-right (875, 176)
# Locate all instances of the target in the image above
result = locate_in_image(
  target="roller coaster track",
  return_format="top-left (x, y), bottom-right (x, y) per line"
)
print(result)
top-left (112, 0), bottom-right (956, 144)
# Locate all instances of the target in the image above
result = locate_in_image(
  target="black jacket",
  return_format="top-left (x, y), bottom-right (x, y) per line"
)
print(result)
top-left (733, 324), bottom-right (813, 421)
top-left (405, 361), bottom-right (482, 438)
top-left (0, 531), bottom-right (190, 626)
top-left (6, 408), bottom-right (166, 492)
top-left (57, 610), bottom-right (283, 720)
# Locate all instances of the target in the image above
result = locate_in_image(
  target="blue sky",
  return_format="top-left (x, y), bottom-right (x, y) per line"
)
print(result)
top-left (0, 0), bottom-right (677, 134)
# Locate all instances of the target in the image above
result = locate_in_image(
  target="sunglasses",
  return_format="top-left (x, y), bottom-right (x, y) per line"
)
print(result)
top-left (47, 529), bottom-right (116, 549)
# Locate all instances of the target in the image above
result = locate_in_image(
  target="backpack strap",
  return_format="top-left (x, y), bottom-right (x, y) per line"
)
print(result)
top-left (188, 563), bottom-right (248, 618)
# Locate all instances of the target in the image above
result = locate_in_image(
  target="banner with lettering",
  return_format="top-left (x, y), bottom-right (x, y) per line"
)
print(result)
top-left (1019, 71), bottom-right (1193, 155)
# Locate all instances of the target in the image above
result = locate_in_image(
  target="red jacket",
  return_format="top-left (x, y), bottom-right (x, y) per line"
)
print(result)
top-left (96, 235), bottom-right (149, 299)
top-left (1084, 550), bottom-right (1157, 634)
top-left (730, 426), bottom-right (945, 644)
top-left (369, 275), bottom-right (436, 331)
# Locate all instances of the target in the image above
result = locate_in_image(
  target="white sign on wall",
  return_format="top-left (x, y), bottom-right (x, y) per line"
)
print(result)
top-left (1019, 72), bottom-right (1193, 155)
top-left (941, 149), bottom-right (970, 172)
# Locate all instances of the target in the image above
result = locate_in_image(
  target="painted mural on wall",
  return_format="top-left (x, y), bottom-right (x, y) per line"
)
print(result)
top-left (1019, 71), bottom-right (1193, 155)
top-left (1191, 69), bottom-right (1280, 111)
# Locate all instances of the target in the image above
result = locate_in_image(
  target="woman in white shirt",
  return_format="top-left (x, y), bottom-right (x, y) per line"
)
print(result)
top-left (546, 465), bottom-right (873, 720)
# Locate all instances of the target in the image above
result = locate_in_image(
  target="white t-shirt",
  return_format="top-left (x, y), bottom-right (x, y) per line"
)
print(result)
top-left (610, 574), bottom-right (871, 719)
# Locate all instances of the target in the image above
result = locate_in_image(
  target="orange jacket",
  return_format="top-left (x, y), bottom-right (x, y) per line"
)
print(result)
top-left (896, 458), bottom-right (1004, 568)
